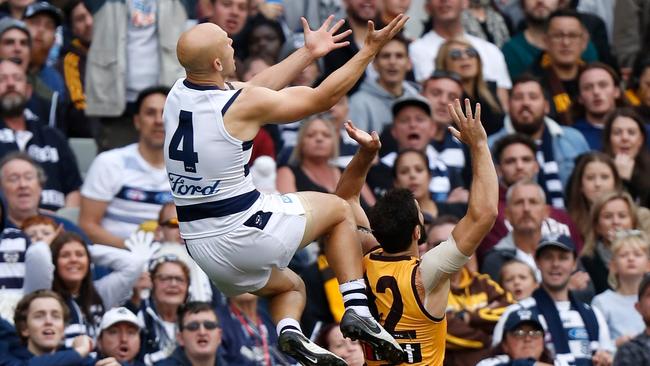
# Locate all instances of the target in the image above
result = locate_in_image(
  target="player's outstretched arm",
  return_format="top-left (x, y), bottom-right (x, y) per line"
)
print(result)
top-left (334, 121), bottom-right (380, 253)
top-left (447, 99), bottom-right (499, 256)
top-left (241, 15), bottom-right (351, 90)
top-left (227, 14), bottom-right (409, 131)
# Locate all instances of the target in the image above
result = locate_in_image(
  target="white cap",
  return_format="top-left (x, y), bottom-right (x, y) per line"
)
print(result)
top-left (99, 307), bottom-right (141, 333)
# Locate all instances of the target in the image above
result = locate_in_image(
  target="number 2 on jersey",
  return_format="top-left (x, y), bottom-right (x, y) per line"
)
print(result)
top-left (376, 276), bottom-right (403, 333)
top-left (168, 110), bottom-right (199, 173)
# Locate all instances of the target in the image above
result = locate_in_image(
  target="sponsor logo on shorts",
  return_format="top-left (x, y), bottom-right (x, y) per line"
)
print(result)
top-left (281, 195), bottom-right (292, 203)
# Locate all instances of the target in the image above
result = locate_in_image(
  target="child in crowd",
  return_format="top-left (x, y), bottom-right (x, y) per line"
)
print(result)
top-left (499, 259), bottom-right (538, 301)
top-left (592, 231), bottom-right (650, 347)
top-left (21, 216), bottom-right (60, 245)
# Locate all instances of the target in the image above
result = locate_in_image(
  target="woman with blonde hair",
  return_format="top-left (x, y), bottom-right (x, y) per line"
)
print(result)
top-left (435, 38), bottom-right (506, 134)
top-left (592, 231), bottom-right (650, 347)
top-left (277, 115), bottom-right (375, 205)
top-left (580, 191), bottom-right (645, 294)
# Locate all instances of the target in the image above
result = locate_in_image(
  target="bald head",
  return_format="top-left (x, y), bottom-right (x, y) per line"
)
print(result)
top-left (177, 23), bottom-right (235, 76)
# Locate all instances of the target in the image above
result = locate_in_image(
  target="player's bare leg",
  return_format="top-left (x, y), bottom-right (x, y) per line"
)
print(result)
top-left (254, 268), bottom-right (347, 365)
top-left (295, 192), bottom-right (405, 363)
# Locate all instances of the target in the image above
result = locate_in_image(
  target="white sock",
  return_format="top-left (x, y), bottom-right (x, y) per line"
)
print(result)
top-left (276, 317), bottom-right (302, 336)
top-left (340, 279), bottom-right (372, 317)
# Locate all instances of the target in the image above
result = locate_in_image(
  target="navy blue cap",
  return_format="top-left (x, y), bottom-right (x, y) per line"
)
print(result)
top-left (535, 234), bottom-right (576, 257)
top-left (503, 308), bottom-right (544, 335)
top-left (24, 2), bottom-right (63, 27)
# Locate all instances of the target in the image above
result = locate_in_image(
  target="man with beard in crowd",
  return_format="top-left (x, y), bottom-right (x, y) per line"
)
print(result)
top-left (0, 58), bottom-right (82, 211)
top-left (488, 75), bottom-right (589, 202)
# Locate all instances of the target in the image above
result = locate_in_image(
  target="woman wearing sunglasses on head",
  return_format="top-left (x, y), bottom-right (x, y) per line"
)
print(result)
top-left (435, 38), bottom-right (506, 135)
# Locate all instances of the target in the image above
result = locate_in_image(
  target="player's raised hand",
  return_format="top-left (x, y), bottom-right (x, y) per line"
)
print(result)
top-left (302, 15), bottom-right (352, 59)
top-left (363, 13), bottom-right (409, 53)
top-left (447, 99), bottom-right (488, 148)
top-left (345, 120), bottom-right (381, 153)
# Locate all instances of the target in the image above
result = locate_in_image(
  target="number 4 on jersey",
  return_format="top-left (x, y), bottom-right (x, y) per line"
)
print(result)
top-left (169, 110), bottom-right (199, 173)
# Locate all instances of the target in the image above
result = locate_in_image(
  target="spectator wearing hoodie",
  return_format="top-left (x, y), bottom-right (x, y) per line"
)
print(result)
top-left (348, 35), bottom-right (419, 135)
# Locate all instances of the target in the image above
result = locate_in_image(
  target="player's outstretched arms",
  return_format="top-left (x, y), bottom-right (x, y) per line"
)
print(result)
top-left (334, 121), bottom-right (380, 253)
top-left (447, 99), bottom-right (499, 256)
top-left (225, 14), bottom-right (409, 132)
top-left (240, 15), bottom-right (352, 90)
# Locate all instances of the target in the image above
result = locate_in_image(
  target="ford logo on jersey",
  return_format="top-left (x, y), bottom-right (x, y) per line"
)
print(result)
top-left (169, 173), bottom-right (220, 196)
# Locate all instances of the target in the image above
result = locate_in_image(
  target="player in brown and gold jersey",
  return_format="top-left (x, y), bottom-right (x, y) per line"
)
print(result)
top-left (336, 99), bottom-right (498, 365)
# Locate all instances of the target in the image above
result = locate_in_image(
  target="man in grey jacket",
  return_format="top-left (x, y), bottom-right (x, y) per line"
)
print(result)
top-left (348, 35), bottom-right (419, 134)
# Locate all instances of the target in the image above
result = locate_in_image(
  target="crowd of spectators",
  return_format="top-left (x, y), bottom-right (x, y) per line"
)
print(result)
top-left (1, 0), bottom-right (650, 365)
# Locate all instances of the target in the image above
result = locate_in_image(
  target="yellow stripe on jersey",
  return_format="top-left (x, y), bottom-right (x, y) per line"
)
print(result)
top-left (363, 249), bottom-right (446, 366)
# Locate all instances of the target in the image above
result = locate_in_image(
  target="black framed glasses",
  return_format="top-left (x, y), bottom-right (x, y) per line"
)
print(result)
top-left (448, 47), bottom-right (478, 60)
top-left (182, 320), bottom-right (220, 332)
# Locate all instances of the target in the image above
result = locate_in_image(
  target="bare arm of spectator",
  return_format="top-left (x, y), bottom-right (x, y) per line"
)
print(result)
top-left (91, 233), bottom-right (155, 309)
top-left (22, 241), bottom-right (54, 293)
top-left (276, 166), bottom-right (297, 194)
top-left (236, 15), bottom-right (352, 91)
top-left (64, 191), bottom-right (80, 208)
top-left (79, 197), bottom-right (125, 248)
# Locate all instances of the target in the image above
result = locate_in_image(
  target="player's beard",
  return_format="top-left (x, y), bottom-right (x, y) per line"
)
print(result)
top-left (0, 93), bottom-right (27, 118)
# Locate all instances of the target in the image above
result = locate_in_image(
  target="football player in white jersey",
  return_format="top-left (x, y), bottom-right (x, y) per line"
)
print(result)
top-left (165, 15), bottom-right (409, 366)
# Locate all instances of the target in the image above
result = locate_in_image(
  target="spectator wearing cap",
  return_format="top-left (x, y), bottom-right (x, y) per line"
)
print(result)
top-left (613, 274), bottom-right (650, 365)
top-left (419, 70), bottom-right (466, 177)
top-left (155, 301), bottom-right (229, 366)
top-left (129, 255), bottom-right (190, 365)
top-left (0, 17), bottom-right (65, 131)
top-left (488, 75), bottom-right (589, 190)
top-left (95, 307), bottom-right (145, 366)
top-left (409, 0), bottom-right (511, 98)
top-left (57, 0), bottom-right (95, 138)
top-left (84, 0), bottom-right (190, 151)
top-left (23, 2), bottom-right (66, 99)
top-left (481, 180), bottom-right (592, 300)
top-left (79, 86), bottom-right (172, 249)
top-left (492, 235), bottom-right (614, 366)
top-left (0, 57), bottom-right (82, 211)
top-left (348, 35), bottom-right (419, 135)
top-left (367, 94), bottom-right (465, 201)
top-left (477, 308), bottom-right (567, 366)
top-left (7, 289), bottom-right (98, 366)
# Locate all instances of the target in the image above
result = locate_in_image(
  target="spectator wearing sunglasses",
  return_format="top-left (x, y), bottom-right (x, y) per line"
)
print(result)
top-left (130, 255), bottom-right (191, 365)
top-left (95, 307), bottom-right (145, 366)
top-left (477, 308), bottom-right (566, 366)
top-left (435, 38), bottom-right (506, 136)
top-left (155, 301), bottom-right (229, 366)
top-left (409, 0), bottom-right (511, 99)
